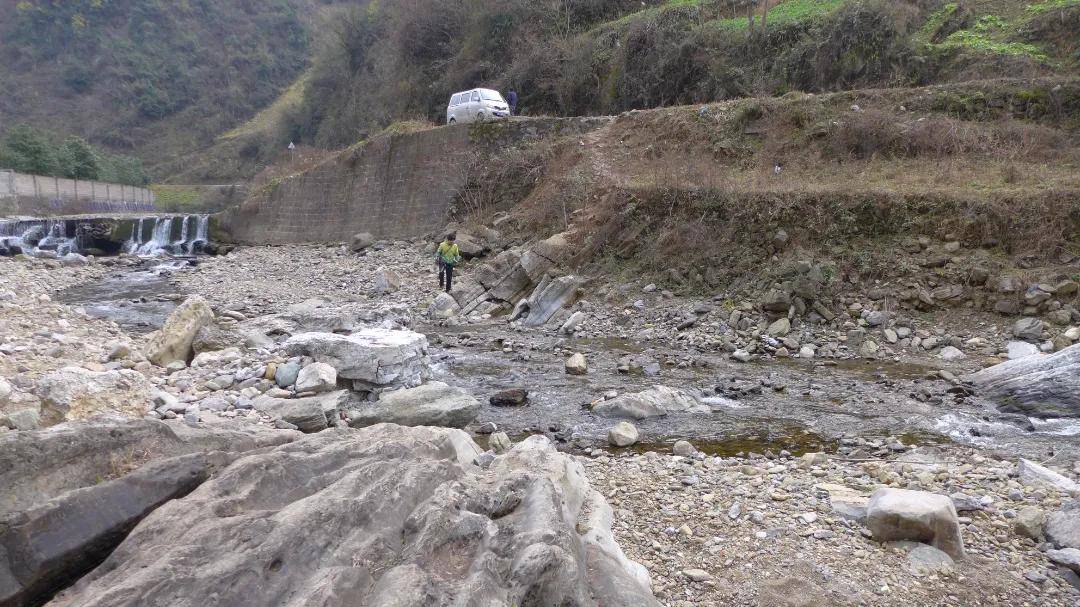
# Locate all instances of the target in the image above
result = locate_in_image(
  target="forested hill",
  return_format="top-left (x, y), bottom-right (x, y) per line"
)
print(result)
top-left (0, 0), bottom-right (319, 178)
top-left (1, 0), bottom-right (1077, 184)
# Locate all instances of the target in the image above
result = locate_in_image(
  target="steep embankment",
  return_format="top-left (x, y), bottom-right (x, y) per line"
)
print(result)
top-left (212, 118), bottom-right (608, 245)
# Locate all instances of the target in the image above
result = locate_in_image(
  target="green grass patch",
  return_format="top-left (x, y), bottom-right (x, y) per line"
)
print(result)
top-left (938, 30), bottom-right (1049, 59)
top-left (151, 185), bottom-right (203, 211)
top-left (1026, 0), bottom-right (1080, 15)
top-left (703, 0), bottom-right (846, 32)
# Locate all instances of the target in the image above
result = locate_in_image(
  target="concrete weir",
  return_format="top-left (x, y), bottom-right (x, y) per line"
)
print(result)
top-left (0, 215), bottom-right (210, 257)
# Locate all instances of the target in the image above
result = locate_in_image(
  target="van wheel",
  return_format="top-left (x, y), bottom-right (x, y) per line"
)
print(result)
top-left (448, 118), bottom-right (456, 124)
top-left (476, 112), bottom-right (486, 122)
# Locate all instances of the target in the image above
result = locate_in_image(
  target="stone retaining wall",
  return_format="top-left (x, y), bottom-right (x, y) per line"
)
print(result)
top-left (215, 117), bottom-right (608, 244)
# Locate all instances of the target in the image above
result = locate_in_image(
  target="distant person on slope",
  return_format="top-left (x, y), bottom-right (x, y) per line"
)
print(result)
top-left (507, 89), bottom-right (518, 116)
top-left (436, 233), bottom-right (462, 293)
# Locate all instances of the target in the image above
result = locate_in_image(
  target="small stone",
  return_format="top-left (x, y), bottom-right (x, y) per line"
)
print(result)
top-left (565, 353), bottom-right (587, 375)
top-left (607, 421), bottom-right (639, 447)
top-left (489, 431), bottom-right (512, 454)
top-left (681, 569), bottom-right (712, 582)
top-left (672, 440), bottom-right (695, 456)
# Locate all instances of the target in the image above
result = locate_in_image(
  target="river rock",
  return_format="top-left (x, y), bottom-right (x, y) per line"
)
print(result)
top-left (48, 427), bottom-right (658, 607)
top-left (1047, 500), bottom-right (1080, 549)
top-left (428, 292), bottom-right (461, 318)
top-left (285, 329), bottom-right (430, 392)
top-left (191, 323), bottom-right (241, 355)
top-left (372, 267), bottom-right (401, 294)
top-left (1007, 341), bottom-right (1040, 360)
top-left (1047, 548), bottom-right (1080, 573)
top-left (866, 488), bottom-right (965, 558)
top-left (592, 386), bottom-right (709, 420)
top-left (344, 382), bottom-right (480, 429)
top-left (966, 343), bottom-right (1080, 417)
top-left (1013, 317), bottom-right (1046, 342)
top-left (608, 421), bottom-right (640, 447)
top-left (673, 440), bottom-right (695, 456)
top-left (0, 377), bottom-right (11, 404)
top-left (143, 295), bottom-right (215, 366)
top-left (274, 361), bottom-right (301, 388)
top-left (489, 431), bottom-right (512, 454)
top-left (490, 389), bottom-right (528, 407)
top-left (565, 353), bottom-right (588, 375)
top-left (938, 346), bottom-right (965, 361)
top-left (1018, 458), bottom-right (1080, 494)
top-left (253, 392), bottom-right (346, 433)
top-left (35, 367), bottom-right (154, 426)
top-left (1014, 507), bottom-right (1046, 540)
top-left (766, 318), bottom-right (790, 337)
top-left (349, 232), bottom-right (375, 251)
top-left (294, 362), bottom-right (337, 394)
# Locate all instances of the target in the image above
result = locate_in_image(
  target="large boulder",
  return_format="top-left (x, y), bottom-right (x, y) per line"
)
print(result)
top-left (965, 343), bottom-right (1080, 417)
top-left (866, 488), bottom-right (965, 559)
top-left (1018, 458), bottom-right (1080, 494)
top-left (427, 292), bottom-right (461, 319)
top-left (592, 386), bottom-right (710, 420)
top-left (0, 453), bottom-right (220, 607)
top-left (143, 296), bottom-right (215, 366)
top-left (1047, 500), bottom-right (1080, 549)
top-left (35, 367), bottom-right (154, 426)
top-left (252, 392), bottom-right (349, 433)
top-left (48, 427), bottom-right (658, 607)
top-left (285, 329), bottom-right (430, 392)
top-left (0, 417), bottom-right (298, 517)
top-left (515, 274), bottom-right (582, 327)
top-left (344, 382), bottom-right (480, 429)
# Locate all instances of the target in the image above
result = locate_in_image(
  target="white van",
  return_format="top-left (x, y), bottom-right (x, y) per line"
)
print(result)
top-left (446, 88), bottom-right (510, 124)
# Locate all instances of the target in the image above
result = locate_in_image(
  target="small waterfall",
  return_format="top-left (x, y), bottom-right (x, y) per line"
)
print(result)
top-left (136, 217), bottom-right (177, 255)
top-left (126, 217), bottom-right (146, 253)
top-left (0, 214), bottom-right (214, 258)
top-left (178, 216), bottom-right (191, 253)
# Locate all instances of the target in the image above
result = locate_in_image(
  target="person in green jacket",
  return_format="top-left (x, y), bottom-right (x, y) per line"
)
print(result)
top-left (435, 233), bottom-right (462, 293)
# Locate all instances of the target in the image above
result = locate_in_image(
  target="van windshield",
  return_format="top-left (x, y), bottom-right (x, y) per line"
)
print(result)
top-left (480, 91), bottom-right (503, 102)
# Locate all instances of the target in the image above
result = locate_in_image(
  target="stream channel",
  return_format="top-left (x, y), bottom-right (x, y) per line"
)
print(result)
top-left (57, 260), bottom-right (1080, 463)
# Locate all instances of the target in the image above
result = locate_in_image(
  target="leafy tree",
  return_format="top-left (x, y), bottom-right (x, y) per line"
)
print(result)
top-left (58, 136), bottom-right (101, 180)
top-left (0, 124), bottom-right (57, 175)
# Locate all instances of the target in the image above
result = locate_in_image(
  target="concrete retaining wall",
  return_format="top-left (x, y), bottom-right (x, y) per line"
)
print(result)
top-left (0, 170), bottom-right (156, 216)
top-left (216, 117), bottom-right (608, 244)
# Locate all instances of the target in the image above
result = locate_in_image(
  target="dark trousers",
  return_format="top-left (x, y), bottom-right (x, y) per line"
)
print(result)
top-left (439, 262), bottom-right (454, 292)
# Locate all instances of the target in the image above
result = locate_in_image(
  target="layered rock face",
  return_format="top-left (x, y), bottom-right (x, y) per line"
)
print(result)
top-left (966, 343), bottom-right (1080, 417)
top-left (48, 425), bottom-right (657, 607)
top-left (0, 417), bottom-right (301, 607)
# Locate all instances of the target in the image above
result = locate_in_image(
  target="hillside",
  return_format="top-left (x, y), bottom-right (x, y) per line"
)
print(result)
top-left (167, 0), bottom-right (1079, 183)
top-left (0, 0), bottom-right (324, 180)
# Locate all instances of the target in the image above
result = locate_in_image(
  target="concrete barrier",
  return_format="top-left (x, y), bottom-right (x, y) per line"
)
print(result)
top-left (0, 170), bottom-right (156, 217)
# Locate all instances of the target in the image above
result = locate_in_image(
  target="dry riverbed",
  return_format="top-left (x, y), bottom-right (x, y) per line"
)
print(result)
top-left (2, 244), bottom-right (1079, 606)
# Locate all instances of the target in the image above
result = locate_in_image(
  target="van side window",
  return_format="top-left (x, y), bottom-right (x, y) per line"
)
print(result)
top-left (451, 94), bottom-right (460, 106)
top-left (471, 91), bottom-right (480, 102)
